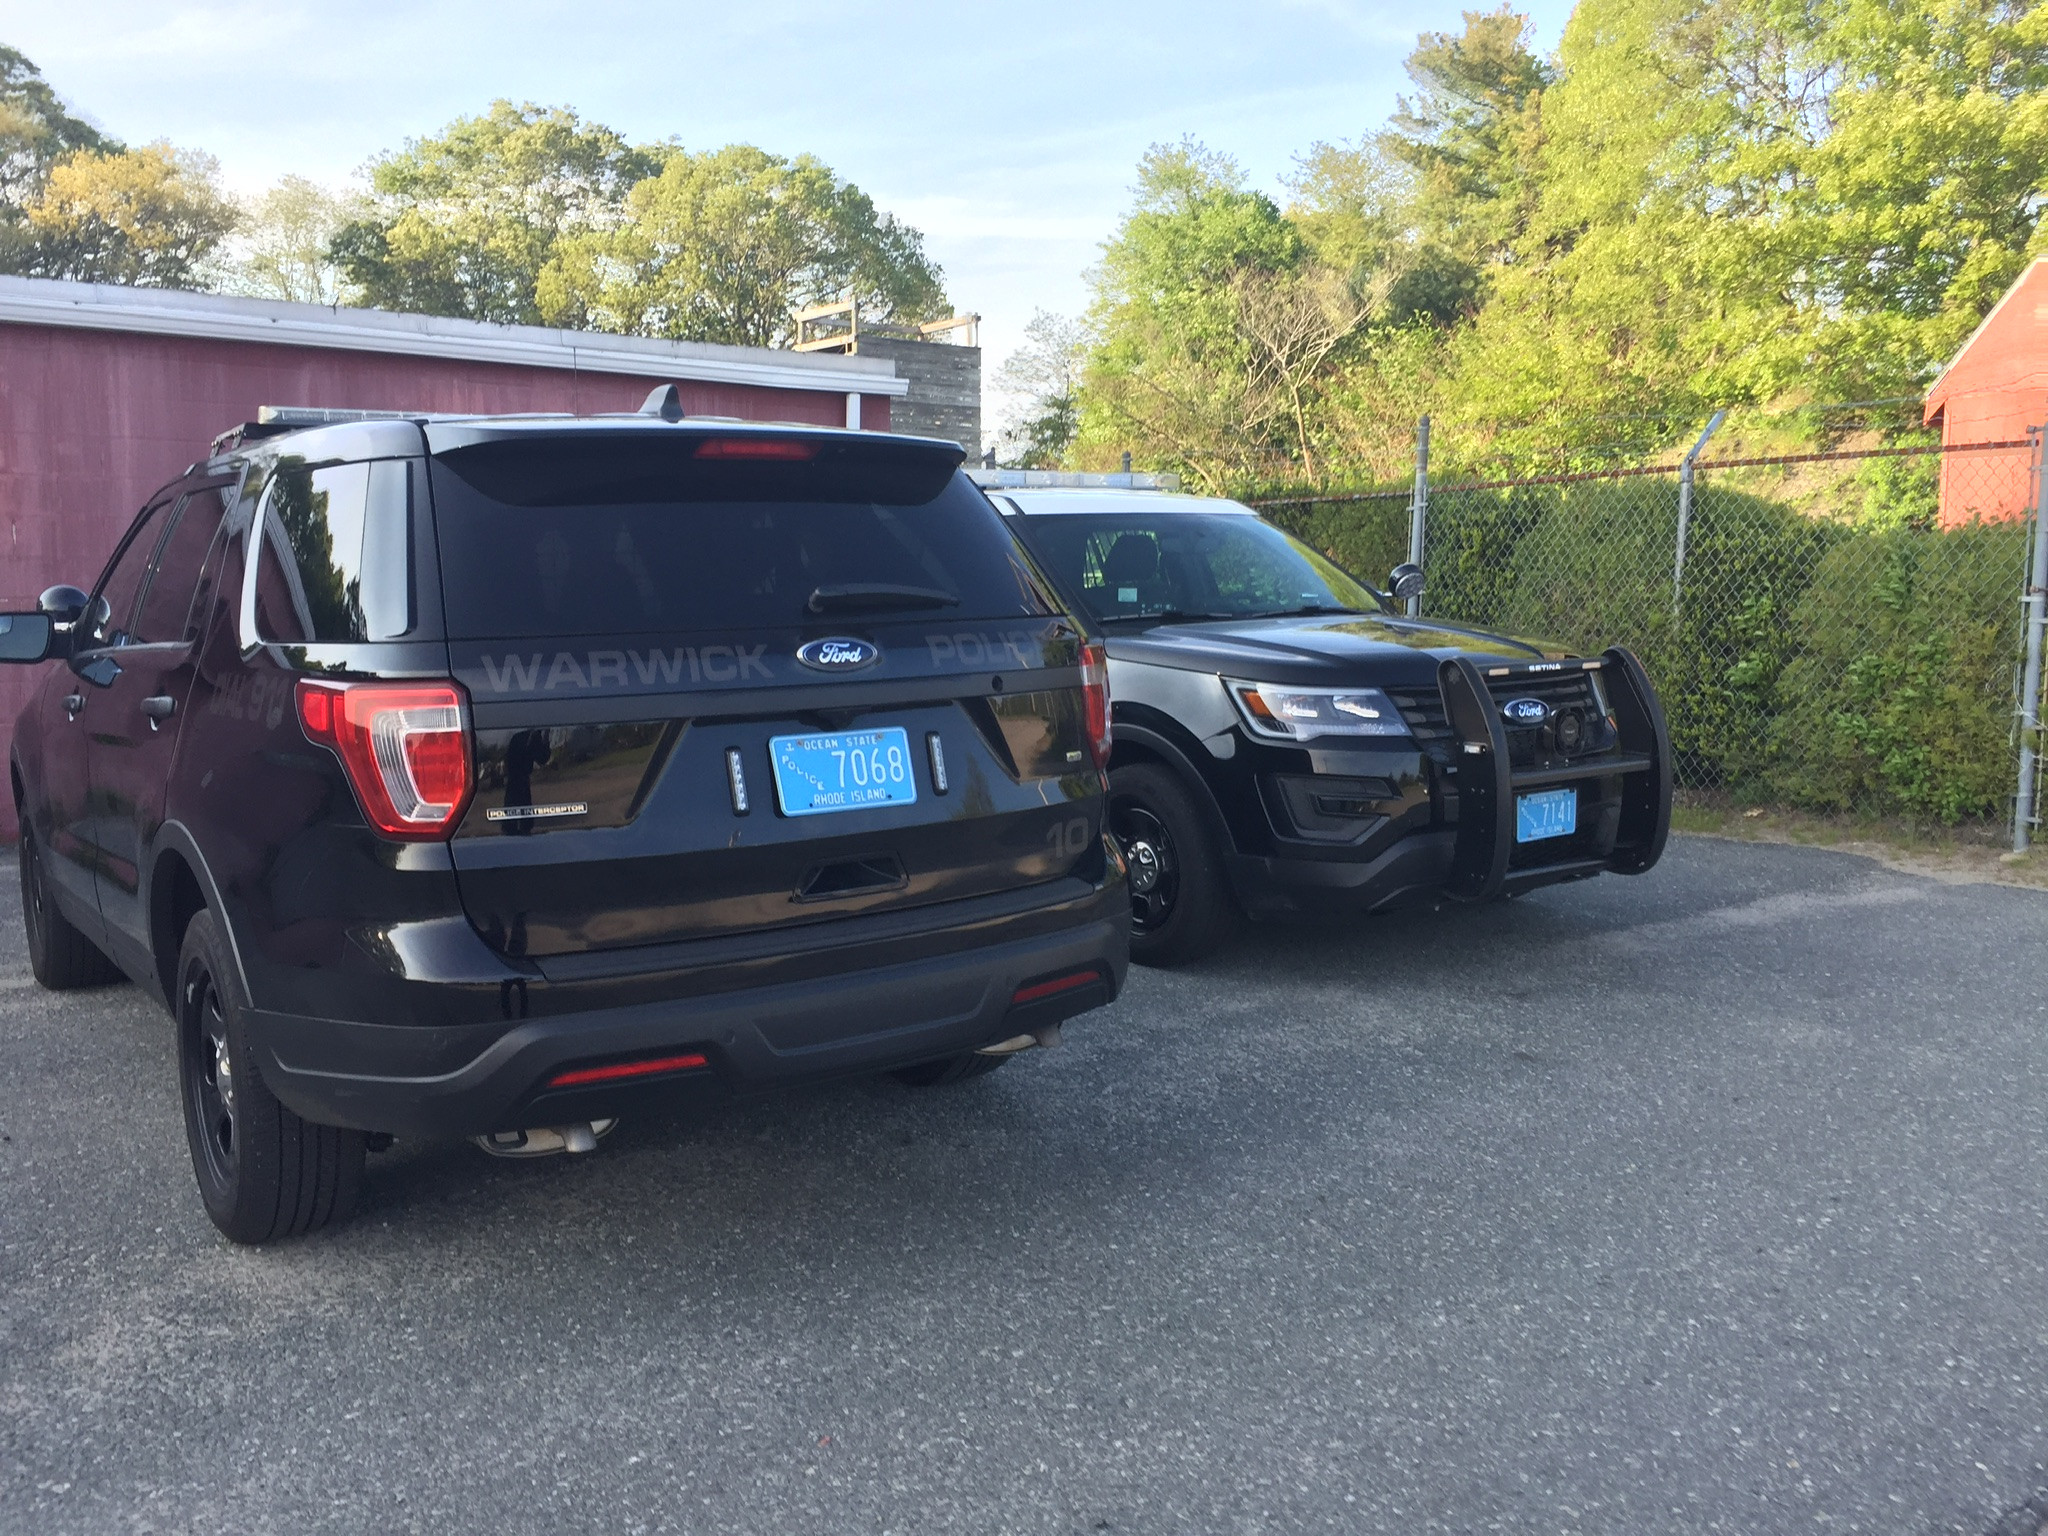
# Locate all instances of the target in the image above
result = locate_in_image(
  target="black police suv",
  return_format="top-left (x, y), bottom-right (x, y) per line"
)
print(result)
top-left (985, 485), bottom-right (1672, 967)
top-left (2, 402), bottom-right (1128, 1242)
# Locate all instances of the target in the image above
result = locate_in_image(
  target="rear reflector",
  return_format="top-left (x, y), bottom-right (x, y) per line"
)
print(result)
top-left (693, 437), bottom-right (818, 461)
top-left (1011, 969), bottom-right (1102, 1006)
top-left (546, 1052), bottom-right (709, 1089)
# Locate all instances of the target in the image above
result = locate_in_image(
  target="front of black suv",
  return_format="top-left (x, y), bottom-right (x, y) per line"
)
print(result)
top-left (989, 485), bottom-right (1671, 963)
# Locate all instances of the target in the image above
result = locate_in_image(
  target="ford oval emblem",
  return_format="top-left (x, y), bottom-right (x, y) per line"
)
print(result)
top-left (1501, 696), bottom-right (1551, 727)
top-left (796, 637), bottom-right (880, 672)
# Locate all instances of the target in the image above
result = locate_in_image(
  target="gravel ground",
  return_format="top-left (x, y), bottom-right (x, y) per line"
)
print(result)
top-left (2, 837), bottom-right (2047, 1535)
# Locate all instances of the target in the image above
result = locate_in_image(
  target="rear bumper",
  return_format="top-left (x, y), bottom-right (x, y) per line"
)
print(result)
top-left (246, 888), bottom-right (1128, 1138)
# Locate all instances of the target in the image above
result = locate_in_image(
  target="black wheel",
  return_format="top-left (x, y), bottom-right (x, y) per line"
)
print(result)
top-left (1108, 761), bottom-right (1236, 968)
top-left (18, 818), bottom-right (121, 989)
top-left (177, 909), bottom-right (364, 1243)
top-left (892, 1051), bottom-right (1013, 1087)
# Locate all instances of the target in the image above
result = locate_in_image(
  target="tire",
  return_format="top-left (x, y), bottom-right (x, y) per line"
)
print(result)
top-left (176, 909), bottom-right (364, 1243)
top-left (892, 1051), bottom-right (1013, 1087)
top-left (1108, 761), bottom-right (1237, 968)
top-left (18, 819), bottom-right (121, 990)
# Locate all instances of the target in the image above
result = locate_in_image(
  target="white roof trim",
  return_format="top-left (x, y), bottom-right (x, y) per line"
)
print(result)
top-left (0, 275), bottom-right (909, 397)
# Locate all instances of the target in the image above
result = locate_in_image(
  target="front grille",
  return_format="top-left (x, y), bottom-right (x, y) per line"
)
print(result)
top-left (1386, 686), bottom-right (1453, 746)
top-left (1485, 668), bottom-right (1613, 765)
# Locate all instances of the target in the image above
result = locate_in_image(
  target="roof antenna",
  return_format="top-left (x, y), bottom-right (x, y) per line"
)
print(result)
top-left (640, 384), bottom-right (684, 422)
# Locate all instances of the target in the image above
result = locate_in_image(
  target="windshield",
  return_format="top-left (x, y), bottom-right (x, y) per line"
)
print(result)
top-left (1015, 511), bottom-right (1386, 624)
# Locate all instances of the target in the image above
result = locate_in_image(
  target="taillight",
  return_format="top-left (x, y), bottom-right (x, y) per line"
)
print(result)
top-left (1080, 640), bottom-right (1112, 767)
top-left (296, 679), bottom-right (474, 840)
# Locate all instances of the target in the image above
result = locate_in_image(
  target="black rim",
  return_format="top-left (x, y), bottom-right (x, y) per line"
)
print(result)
top-left (1110, 797), bottom-right (1180, 935)
top-left (20, 825), bottom-right (48, 955)
top-left (180, 959), bottom-right (236, 1193)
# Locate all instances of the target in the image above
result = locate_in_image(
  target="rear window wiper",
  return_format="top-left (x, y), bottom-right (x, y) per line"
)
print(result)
top-left (807, 583), bottom-right (960, 614)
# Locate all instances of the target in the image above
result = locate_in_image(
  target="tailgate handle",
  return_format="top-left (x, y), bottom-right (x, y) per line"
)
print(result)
top-left (794, 856), bottom-right (907, 902)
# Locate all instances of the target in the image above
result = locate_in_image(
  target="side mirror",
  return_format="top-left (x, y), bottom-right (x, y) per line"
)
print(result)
top-left (1388, 563), bottom-right (1425, 601)
top-left (39, 584), bottom-right (88, 628)
top-left (0, 612), bottom-right (55, 664)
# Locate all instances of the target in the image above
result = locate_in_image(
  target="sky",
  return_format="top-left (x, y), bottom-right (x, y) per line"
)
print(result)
top-left (6, 0), bottom-right (1575, 424)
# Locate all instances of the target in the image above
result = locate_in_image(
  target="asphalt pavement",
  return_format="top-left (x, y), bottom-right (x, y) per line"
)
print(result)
top-left (3, 837), bottom-right (2048, 1535)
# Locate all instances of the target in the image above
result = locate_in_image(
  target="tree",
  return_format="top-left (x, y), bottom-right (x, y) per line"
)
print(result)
top-left (1, 44), bottom-right (118, 268)
top-left (1076, 141), bottom-right (1310, 488)
top-left (1448, 0), bottom-right (2048, 452)
top-left (13, 142), bottom-right (236, 288)
top-left (538, 144), bottom-right (946, 347)
top-left (1234, 266), bottom-right (1384, 482)
top-left (333, 101), bottom-right (657, 324)
top-left (993, 310), bottom-right (1088, 468)
top-left (1383, 7), bottom-right (1551, 276)
top-left (222, 176), bottom-right (363, 303)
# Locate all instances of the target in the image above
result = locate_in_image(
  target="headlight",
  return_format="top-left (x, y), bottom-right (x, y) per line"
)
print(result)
top-left (1226, 680), bottom-right (1408, 740)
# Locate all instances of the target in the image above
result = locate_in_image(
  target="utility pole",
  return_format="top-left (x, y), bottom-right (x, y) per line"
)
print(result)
top-left (1408, 416), bottom-right (1430, 618)
top-left (1673, 409), bottom-right (1728, 613)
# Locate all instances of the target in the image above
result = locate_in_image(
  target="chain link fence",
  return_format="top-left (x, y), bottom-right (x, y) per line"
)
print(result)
top-left (1260, 429), bottom-right (2048, 836)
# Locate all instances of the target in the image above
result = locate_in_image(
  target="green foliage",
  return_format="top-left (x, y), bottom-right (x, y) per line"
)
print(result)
top-left (1381, 5), bottom-right (1550, 311)
top-left (1079, 141), bottom-right (1392, 489)
top-left (12, 143), bottom-right (237, 289)
top-left (332, 101), bottom-right (658, 324)
top-left (1449, 0), bottom-right (2048, 449)
top-left (539, 144), bottom-right (946, 348)
top-left (1259, 494), bottom-right (1413, 592)
top-left (224, 176), bottom-right (363, 305)
top-left (0, 43), bottom-right (114, 210)
top-left (1767, 525), bottom-right (2026, 822)
top-left (995, 310), bottom-right (1087, 468)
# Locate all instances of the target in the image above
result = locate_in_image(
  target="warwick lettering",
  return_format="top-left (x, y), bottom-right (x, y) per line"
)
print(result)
top-left (477, 646), bottom-right (772, 692)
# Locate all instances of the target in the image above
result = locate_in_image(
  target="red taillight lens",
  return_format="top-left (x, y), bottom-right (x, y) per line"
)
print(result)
top-left (1080, 640), bottom-right (1112, 767)
top-left (693, 437), bottom-right (818, 461)
top-left (296, 678), bottom-right (474, 840)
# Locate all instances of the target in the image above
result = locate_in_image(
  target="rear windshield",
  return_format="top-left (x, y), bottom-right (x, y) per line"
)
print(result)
top-left (428, 435), bottom-right (1056, 639)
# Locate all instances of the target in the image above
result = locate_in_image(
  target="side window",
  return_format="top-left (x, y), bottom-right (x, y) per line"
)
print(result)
top-left (131, 488), bottom-right (230, 643)
top-left (84, 500), bottom-right (171, 648)
top-left (254, 460), bottom-right (412, 643)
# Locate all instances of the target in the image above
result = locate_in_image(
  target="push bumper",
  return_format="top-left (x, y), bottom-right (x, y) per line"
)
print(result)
top-left (246, 893), bottom-right (1128, 1138)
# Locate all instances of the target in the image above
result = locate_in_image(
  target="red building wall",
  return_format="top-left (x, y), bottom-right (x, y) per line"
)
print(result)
top-left (1925, 259), bottom-right (2048, 527)
top-left (0, 321), bottom-right (891, 838)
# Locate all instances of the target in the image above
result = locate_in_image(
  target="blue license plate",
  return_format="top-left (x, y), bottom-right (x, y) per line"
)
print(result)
top-left (1516, 787), bottom-right (1578, 843)
top-left (769, 728), bottom-right (919, 817)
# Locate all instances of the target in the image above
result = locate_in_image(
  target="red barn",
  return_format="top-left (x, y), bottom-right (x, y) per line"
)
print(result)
top-left (0, 276), bottom-right (908, 839)
top-left (1924, 258), bottom-right (2048, 527)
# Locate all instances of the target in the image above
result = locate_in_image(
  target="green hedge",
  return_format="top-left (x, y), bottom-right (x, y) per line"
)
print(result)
top-left (1270, 479), bottom-right (2032, 824)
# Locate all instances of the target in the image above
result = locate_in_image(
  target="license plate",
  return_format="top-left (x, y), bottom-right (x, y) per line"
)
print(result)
top-left (1516, 787), bottom-right (1578, 843)
top-left (769, 728), bottom-right (919, 817)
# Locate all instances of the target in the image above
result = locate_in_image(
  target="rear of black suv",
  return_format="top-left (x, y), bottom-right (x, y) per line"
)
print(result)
top-left (7, 413), bottom-right (1128, 1242)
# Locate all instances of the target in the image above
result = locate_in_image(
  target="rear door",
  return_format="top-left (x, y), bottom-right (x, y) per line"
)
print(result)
top-left (426, 428), bottom-right (1104, 961)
